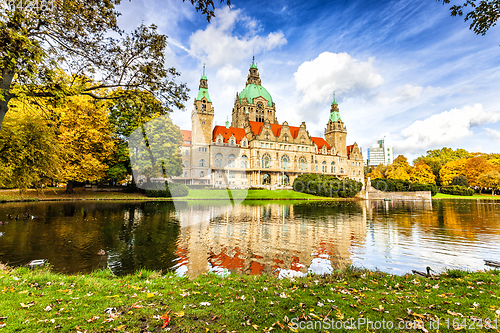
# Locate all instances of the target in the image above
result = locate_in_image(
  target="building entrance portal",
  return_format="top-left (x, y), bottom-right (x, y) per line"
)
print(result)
top-left (262, 173), bottom-right (271, 185)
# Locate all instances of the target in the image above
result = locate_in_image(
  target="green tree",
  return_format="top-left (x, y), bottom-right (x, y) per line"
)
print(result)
top-left (440, 0), bottom-right (499, 35)
top-left (129, 115), bottom-right (183, 184)
top-left (107, 90), bottom-right (173, 184)
top-left (0, 0), bottom-right (230, 130)
top-left (0, 104), bottom-right (61, 191)
top-left (451, 175), bottom-right (469, 187)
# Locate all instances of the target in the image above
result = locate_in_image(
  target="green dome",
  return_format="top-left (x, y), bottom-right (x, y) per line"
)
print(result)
top-left (240, 84), bottom-right (273, 107)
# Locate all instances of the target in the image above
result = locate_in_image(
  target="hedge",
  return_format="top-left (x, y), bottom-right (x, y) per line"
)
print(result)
top-left (441, 185), bottom-right (474, 196)
top-left (144, 182), bottom-right (189, 197)
top-left (292, 174), bottom-right (363, 198)
top-left (371, 178), bottom-right (437, 196)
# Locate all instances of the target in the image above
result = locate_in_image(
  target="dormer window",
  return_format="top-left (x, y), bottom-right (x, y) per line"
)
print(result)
top-left (283, 134), bottom-right (288, 143)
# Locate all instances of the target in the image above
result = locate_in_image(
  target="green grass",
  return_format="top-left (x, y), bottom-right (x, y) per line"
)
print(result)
top-left (0, 188), bottom-right (346, 203)
top-left (1, 264), bottom-right (500, 332)
top-left (183, 189), bottom-right (341, 201)
top-left (434, 193), bottom-right (500, 200)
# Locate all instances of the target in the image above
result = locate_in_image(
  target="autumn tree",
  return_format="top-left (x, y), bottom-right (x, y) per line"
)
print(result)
top-left (464, 156), bottom-right (493, 187)
top-left (53, 96), bottom-right (116, 193)
top-left (386, 155), bottom-right (412, 181)
top-left (366, 166), bottom-right (385, 181)
top-left (414, 147), bottom-right (470, 185)
top-left (0, 0), bottom-right (230, 130)
top-left (410, 161), bottom-right (436, 184)
top-left (439, 158), bottom-right (467, 185)
top-left (477, 170), bottom-right (500, 195)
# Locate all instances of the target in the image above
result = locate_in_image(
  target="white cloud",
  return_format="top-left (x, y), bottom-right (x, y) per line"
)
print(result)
top-left (389, 104), bottom-right (500, 153)
top-left (294, 52), bottom-right (384, 107)
top-left (188, 7), bottom-right (287, 68)
top-left (486, 128), bottom-right (500, 141)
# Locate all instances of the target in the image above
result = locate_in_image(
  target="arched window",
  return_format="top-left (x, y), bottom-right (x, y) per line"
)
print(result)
top-left (340, 167), bottom-right (344, 174)
top-left (265, 131), bottom-right (270, 140)
top-left (230, 138), bottom-right (235, 145)
top-left (331, 162), bottom-right (335, 173)
top-left (215, 153), bottom-right (223, 168)
top-left (262, 154), bottom-right (271, 169)
top-left (281, 155), bottom-right (289, 170)
top-left (299, 157), bottom-right (307, 171)
top-left (184, 172), bottom-right (188, 178)
top-left (283, 134), bottom-right (288, 143)
top-left (200, 171), bottom-right (204, 177)
top-left (241, 155), bottom-right (248, 169)
top-left (315, 161), bottom-right (318, 171)
top-left (199, 159), bottom-right (205, 167)
top-left (322, 161), bottom-right (327, 172)
top-left (184, 161), bottom-right (189, 168)
top-left (228, 154), bottom-right (235, 168)
top-left (184, 150), bottom-right (189, 155)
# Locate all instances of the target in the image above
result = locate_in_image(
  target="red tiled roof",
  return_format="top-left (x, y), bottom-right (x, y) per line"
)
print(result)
top-left (212, 126), bottom-right (247, 144)
top-left (181, 130), bottom-right (191, 146)
top-left (347, 145), bottom-right (354, 156)
top-left (249, 121), bottom-right (301, 139)
top-left (311, 137), bottom-right (331, 150)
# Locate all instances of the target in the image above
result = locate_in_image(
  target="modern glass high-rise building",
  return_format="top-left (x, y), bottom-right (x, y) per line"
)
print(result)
top-left (367, 139), bottom-right (394, 166)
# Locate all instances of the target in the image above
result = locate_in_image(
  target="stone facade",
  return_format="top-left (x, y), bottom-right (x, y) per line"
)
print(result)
top-left (173, 59), bottom-right (364, 187)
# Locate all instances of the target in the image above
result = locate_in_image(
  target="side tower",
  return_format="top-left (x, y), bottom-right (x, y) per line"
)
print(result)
top-left (192, 65), bottom-right (214, 145)
top-left (324, 96), bottom-right (347, 156)
top-left (191, 66), bottom-right (213, 180)
top-left (231, 57), bottom-right (278, 127)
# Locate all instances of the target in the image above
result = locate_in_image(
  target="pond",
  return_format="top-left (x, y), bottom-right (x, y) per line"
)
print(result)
top-left (0, 200), bottom-right (499, 276)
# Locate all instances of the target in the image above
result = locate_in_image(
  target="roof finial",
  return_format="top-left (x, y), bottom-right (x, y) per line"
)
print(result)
top-left (331, 91), bottom-right (338, 106)
top-left (225, 116), bottom-right (230, 129)
top-left (203, 63), bottom-right (206, 77)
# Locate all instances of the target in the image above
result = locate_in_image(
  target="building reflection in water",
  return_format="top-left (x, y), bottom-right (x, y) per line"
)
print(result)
top-left (173, 202), bottom-right (367, 277)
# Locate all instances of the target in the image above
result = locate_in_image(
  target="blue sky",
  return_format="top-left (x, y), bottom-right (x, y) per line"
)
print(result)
top-left (117, 0), bottom-right (500, 161)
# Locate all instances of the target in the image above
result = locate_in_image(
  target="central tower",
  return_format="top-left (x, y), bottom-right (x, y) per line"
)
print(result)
top-left (231, 57), bottom-right (278, 127)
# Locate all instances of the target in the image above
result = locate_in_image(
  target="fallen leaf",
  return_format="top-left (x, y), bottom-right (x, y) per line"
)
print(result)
top-left (20, 302), bottom-right (35, 308)
top-left (447, 310), bottom-right (463, 317)
top-left (174, 311), bottom-right (184, 317)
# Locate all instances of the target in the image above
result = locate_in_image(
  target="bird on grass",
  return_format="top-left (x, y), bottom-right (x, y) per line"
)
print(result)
top-left (412, 266), bottom-right (434, 278)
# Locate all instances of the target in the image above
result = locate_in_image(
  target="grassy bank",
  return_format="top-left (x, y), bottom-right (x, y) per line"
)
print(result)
top-left (0, 188), bottom-right (339, 203)
top-left (1, 265), bottom-right (499, 332)
top-left (434, 193), bottom-right (500, 200)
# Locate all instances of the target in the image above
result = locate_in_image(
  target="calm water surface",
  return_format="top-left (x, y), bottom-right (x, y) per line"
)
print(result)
top-left (0, 200), bottom-right (499, 276)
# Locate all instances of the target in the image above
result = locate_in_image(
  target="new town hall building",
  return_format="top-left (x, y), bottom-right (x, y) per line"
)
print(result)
top-left (173, 58), bottom-right (364, 187)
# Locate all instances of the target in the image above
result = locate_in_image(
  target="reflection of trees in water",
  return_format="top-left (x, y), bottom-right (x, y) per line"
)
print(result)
top-left (0, 201), bottom-right (180, 275)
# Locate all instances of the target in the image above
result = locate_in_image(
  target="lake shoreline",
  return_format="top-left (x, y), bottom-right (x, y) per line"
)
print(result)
top-left (1, 264), bottom-right (499, 332)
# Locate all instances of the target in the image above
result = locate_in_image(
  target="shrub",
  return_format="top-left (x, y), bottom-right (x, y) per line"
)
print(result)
top-left (292, 174), bottom-right (363, 198)
top-left (441, 185), bottom-right (474, 196)
top-left (410, 183), bottom-right (438, 196)
top-left (145, 182), bottom-right (189, 197)
top-left (371, 178), bottom-right (437, 196)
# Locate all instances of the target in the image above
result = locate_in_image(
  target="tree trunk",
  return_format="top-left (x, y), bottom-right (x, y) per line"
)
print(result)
top-left (0, 68), bottom-right (15, 131)
top-left (66, 180), bottom-right (75, 194)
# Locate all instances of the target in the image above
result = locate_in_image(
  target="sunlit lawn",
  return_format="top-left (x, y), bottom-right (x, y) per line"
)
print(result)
top-left (434, 193), bottom-right (500, 200)
top-left (1, 264), bottom-right (500, 332)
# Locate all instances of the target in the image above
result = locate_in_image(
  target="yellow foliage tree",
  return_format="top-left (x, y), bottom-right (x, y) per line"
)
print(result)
top-left (410, 161), bottom-right (436, 184)
top-left (477, 170), bottom-right (500, 194)
top-left (52, 96), bottom-right (116, 193)
top-left (439, 159), bottom-right (467, 185)
top-left (464, 156), bottom-right (493, 187)
top-left (386, 155), bottom-right (411, 181)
